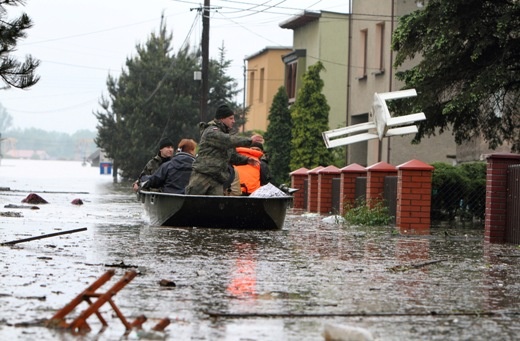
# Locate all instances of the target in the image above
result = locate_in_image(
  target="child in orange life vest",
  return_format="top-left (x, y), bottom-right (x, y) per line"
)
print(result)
top-left (234, 138), bottom-right (270, 195)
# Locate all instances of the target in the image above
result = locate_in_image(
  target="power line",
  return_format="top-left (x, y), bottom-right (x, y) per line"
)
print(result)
top-left (4, 98), bottom-right (99, 114)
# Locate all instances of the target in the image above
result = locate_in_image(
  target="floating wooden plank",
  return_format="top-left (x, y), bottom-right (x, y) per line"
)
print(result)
top-left (1, 227), bottom-right (87, 246)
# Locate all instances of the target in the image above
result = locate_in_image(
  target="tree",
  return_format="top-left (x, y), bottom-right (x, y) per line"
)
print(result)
top-left (95, 21), bottom-right (242, 180)
top-left (95, 20), bottom-right (200, 179)
top-left (0, 0), bottom-right (40, 89)
top-left (290, 61), bottom-right (332, 170)
top-left (264, 86), bottom-right (292, 185)
top-left (206, 43), bottom-right (243, 130)
top-left (0, 104), bottom-right (13, 131)
top-left (392, 0), bottom-right (520, 152)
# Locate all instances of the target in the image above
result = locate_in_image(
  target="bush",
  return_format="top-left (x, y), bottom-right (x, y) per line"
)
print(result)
top-left (343, 198), bottom-right (393, 226)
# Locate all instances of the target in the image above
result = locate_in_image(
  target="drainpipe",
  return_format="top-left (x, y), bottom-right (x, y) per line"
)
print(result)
top-left (387, 0), bottom-right (396, 162)
top-left (346, 0), bottom-right (353, 164)
top-left (243, 59), bottom-right (246, 133)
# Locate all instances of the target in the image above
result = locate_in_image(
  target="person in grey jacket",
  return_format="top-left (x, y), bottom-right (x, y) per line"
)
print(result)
top-left (141, 139), bottom-right (197, 194)
top-left (185, 103), bottom-right (264, 195)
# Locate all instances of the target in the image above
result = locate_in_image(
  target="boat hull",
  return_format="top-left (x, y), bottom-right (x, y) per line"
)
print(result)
top-left (139, 191), bottom-right (293, 230)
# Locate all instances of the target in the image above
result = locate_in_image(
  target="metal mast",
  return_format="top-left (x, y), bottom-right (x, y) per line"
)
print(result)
top-left (200, 0), bottom-right (210, 122)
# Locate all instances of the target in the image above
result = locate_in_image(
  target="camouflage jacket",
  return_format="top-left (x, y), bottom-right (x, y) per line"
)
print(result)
top-left (192, 120), bottom-right (252, 183)
top-left (137, 154), bottom-right (170, 182)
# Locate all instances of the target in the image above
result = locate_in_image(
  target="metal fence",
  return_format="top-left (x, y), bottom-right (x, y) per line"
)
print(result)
top-left (430, 162), bottom-right (486, 227)
top-left (506, 164), bottom-right (520, 243)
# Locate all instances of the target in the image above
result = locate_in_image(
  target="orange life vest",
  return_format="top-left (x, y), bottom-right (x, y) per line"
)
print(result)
top-left (235, 147), bottom-right (263, 195)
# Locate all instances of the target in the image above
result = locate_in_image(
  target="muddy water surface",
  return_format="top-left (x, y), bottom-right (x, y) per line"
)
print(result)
top-left (1, 159), bottom-right (519, 340)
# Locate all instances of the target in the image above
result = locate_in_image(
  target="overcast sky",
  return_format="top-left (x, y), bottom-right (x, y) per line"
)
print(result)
top-left (1, 0), bottom-right (348, 134)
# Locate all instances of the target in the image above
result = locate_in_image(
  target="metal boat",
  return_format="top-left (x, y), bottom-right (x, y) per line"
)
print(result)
top-left (139, 190), bottom-right (293, 230)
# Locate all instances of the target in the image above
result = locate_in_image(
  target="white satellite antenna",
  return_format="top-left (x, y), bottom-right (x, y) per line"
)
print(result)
top-left (322, 89), bottom-right (426, 148)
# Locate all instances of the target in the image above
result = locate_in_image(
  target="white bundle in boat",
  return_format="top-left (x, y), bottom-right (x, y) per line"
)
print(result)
top-left (249, 183), bottom-right (287, 198)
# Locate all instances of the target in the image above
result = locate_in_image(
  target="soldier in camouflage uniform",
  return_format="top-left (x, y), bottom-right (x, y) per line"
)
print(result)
top-left (132, 137), bottom-right (174, 192)
top-left (185, 103), bottom-right (264, 195)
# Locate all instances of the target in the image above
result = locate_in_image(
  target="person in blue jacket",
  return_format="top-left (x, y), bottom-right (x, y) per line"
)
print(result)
top-left (141, 139), bottom-right (197, 194)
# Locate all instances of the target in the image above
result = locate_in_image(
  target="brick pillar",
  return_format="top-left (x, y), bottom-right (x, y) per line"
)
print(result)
top-left (366, 161), bottom-right (397, 207)
top-left (307, 166), bottom-right (324, 213)
top-left (340, 163), bottom-right (366, 215)
top-left (317, 166), bottom-right (341, 214)
top-left (396, 159), bottom-right (434, 233)
top-left (485, 153), bottom-right (520, 243)
top-left (290, 167), bottom-right (308, 210)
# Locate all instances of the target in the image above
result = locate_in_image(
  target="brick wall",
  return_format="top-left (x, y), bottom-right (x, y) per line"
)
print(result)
top-left (307, 166), bottom-right (323, 213)
top-left (485, 153), bottom-right (520, 243)
top-left (396, 159), bottom-right (434, 232)
top-left (290, 167), bottom-right (308, 210)
top-left (317, 166), bottom-right (341, 214)
top-left (289, 160), bottom-right (436, 236)
top-left (366, 161), bottom-right (397, 207)
top-left (340, 163), bottom-right (366, 215)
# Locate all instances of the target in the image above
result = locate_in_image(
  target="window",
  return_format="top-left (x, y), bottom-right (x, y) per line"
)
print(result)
top-left (375, 22), bottom-right (385, 74)
top-left (358, 29), bottom-right (368, 80)
top-left (249, 71), bottom-right (255, 106)
top-left (259, 68), bottom-right (265, 103)
top-left (286, 61), bottom-right (297, 99)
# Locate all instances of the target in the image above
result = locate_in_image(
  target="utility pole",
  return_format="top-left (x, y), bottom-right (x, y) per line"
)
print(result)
top-left (200, 0), bottom-right (210, 122)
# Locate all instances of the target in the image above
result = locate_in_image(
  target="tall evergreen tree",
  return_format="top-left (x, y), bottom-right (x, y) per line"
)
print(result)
top-left (290, 61), bottom-right (332, 170)
top-left (392, 0), bottom-right (520, 151)
top-left (0, 0), bottom-right (40, 89)
top-left (264, 86), bottom-right (292, 185)
top-left (206, 43), bottom-right (243, 130)
top-left (95, 21), bottom-right (242, 179)
top-left (95, 20), bottom-right (200, 179)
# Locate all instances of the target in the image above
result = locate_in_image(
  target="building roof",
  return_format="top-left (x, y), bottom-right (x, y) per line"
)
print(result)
top-left (279, 10), bottom-right (321, 30)
top-left (244, 46), bottom-right (293, 61)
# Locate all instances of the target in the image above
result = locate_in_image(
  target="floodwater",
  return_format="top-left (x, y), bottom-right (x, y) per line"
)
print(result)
top-left (1, 159), bottom-right (520, 341)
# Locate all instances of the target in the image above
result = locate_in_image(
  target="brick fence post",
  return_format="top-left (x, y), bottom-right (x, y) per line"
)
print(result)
top-left (366, 161), bottom-right (397, 207)
top-left (317, 166), bottom-right (341, 214)
top-left (307, 166), bottom-right (324, 213)
top-left (396, 159), bottom-right (434, 233)
top-left (485, 153), bottom-right (520, 243)
top-left (290, 167), bottom-right (308, 210)
top-left (340, 163), bottom-right (366, 215)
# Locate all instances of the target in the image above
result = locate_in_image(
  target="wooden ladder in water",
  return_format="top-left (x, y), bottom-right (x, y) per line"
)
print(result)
top-left (46, 269), bottom-right (169, 334)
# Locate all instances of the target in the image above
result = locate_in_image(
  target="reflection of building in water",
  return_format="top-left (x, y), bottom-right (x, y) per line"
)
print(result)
top-left (227, 243), bottom-right (257, 300)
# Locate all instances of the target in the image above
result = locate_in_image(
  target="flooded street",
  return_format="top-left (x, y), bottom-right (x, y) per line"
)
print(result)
top-left (1, 159), bottom-right (520, 340)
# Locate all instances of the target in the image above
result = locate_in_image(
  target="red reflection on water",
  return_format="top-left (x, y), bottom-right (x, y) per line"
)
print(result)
top-left (227, 243), bottom-right (257, 299)
top-left (396, 239), bottom-right (430, 262)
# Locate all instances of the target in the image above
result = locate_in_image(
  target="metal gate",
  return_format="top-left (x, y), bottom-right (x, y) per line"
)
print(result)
top-left (506, 164), bottom-right (520, 244)
top-left (332, 178), bottom-right (341, 214)
top-left (355, 177), bottom-right (367, 202)
top-left (303, 178), bottom-right (308, 210)
top-left (384, 176), bottom-right (398, 223)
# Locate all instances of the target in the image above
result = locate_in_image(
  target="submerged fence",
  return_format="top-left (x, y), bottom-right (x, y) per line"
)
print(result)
top-left (291, 154), bottom-right (520, 244)
top-left (291, 161), bottom-right (487, 228)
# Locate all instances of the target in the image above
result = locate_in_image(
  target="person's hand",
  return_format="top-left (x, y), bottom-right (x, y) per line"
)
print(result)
top-left (247, 158), bottom-right (260, 167)
top-left (132, 181), bottom-right (139, 192)
top-left (251, 134), bottom-right (264, 144)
